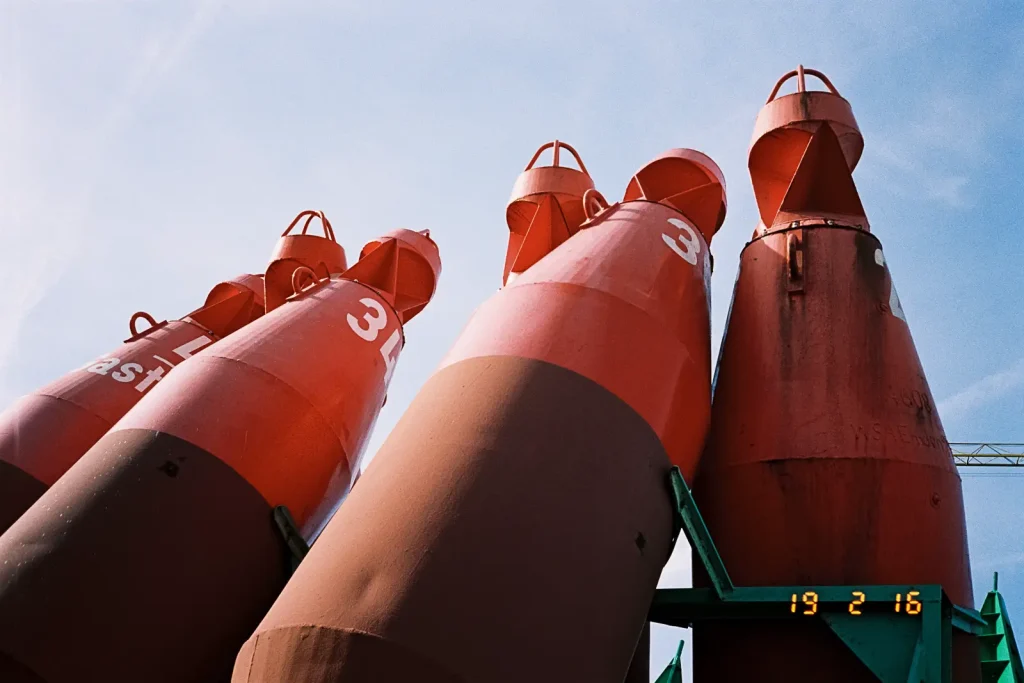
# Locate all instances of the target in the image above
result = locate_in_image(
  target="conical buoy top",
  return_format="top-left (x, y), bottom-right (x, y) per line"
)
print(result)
top-left (504, 140), bottom-right (595, 284)
top-left (265, 210), bottom-right (348, 311)
top-left (749, 66), bottom-right (867, 231)
top-left (623, 148), bottom-right (727, 245)
top-left (343, 228), bottom-right (441, 323)
top-left (268, 209), bottom-right (348, 274)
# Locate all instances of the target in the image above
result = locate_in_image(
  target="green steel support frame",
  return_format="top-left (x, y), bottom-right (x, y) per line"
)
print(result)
top-left (650, 467), bottom-right (1023, 683)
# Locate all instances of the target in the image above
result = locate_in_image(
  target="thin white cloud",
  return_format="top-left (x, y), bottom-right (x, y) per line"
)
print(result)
top-left (939, 357), bottom-right (1024, 421)
top-left (867, 94), bottom-right (982, 209)
top-left (974, 550), bottom-right (1024, 573)
top-left (0, 1), bottom-right (223, 389)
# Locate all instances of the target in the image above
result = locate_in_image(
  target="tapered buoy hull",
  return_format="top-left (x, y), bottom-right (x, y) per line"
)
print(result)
top-left (234, 356), bottom-right (674, 683)
top-left (0, 429), bottom-right (287, 683)
top-left (0, 460), bottom-right (46, 534)
top-left (235, 195), bottom-right (718, 683)
top-left (623, 623), bottom-right (650, 683)
top-left (694, 226), bottom-right (978, 683)
top-left (0, 229), bottom-right (439, 682)
top-left (0, 302), bottom-right (257, 533)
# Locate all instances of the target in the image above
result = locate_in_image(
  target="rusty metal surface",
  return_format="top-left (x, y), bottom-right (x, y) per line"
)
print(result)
top-left (0, 460), bottom-right (46, 534)
top-left (693, 67), bottom-right (978, 683)
top-left (693, 227), bottom-right (977, 683)
top-left (0, 428), bottom-right (287, 683)
top-left (234, 356), bottom-right (675, 683)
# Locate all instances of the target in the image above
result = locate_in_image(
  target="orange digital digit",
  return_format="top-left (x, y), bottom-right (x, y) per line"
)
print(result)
top-left (848, 591), bottom-right (866, 615)
top-left (894, 593), bottom-right (902, 613)
top-left (907, 591), bottom-right (922, 615)
top-left (802, 591), bottom-right (818, 615)
top-left (790, 594), bottom-right (797, 614)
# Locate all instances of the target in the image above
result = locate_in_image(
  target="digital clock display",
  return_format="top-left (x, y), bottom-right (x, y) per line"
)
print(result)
top-left (789, 591), bottom-right (923, 616)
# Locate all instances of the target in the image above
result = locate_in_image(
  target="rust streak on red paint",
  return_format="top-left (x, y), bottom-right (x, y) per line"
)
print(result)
top-left (693, 67), bottom-right (979, 683)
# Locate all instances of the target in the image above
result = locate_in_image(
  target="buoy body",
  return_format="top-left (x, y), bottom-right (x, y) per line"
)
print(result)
top-left (232, 148), bottom-right (725, 683)
top-left (0, 274), bottom-right (265, 533)
top-left (692, 68), bottom-right (978, 683)
top-left (0, 218), bottom-right (439, 683)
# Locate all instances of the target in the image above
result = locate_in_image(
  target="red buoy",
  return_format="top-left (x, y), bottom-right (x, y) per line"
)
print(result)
top-left (692, 67), bottom-right (978, 683)
top-left (231, 146), bottom-right (725, 683)
top-left (0, 213), bottom-right (440, 683)
top-left (503, 140), bottom-right (595, 284)
top-left (0, 273), bottom-right (266, 534)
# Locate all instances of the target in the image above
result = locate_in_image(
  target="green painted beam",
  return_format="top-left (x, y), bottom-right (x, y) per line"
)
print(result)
top-left (653, 640), bottom-right (684, 683)
top-left (979, 572), bottom-right (1024, 683)
top-left (655, 468), bottom-right (1023, 683)
top-left (667, 467), bottom-right (733, 599)
top-left (651, 585), bottom-right (952, 683)
top-left (651, 585), bottom-right (944, 628)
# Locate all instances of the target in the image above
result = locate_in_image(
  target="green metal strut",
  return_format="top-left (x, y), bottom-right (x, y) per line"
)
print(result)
top-left (650, 467), bottom-right (1023, 683)
top-left (653, 640), bottom-right (684, 683)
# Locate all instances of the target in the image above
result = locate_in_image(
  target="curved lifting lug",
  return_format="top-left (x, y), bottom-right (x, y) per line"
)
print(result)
top-left (764, 64), bottom-right (842, 103)
top-left (281, 210), bottom-right (338, 243)
top-left (503, 141), bottom-right (597, 286)
top-left (582, 188), bottom-right (610, 222)
top-left (749, 67), bottom-right (866, 231)
top-left (290, 266), bottom-right (320, 295)
top-left (522, 139), bottom-right (590, 176)
top-left (126, 311), bottom-right (168, 342)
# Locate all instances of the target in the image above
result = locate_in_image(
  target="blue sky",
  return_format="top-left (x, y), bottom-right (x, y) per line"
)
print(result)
top-left (1, 1), bottom-right (1022, 679)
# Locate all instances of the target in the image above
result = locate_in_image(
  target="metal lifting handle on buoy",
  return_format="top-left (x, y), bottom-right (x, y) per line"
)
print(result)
top-left (582, 188), bottom-right (610, 221)
top-left (749, 66), bottom-right (865, 231)
top-left (764, 64), bottom-right (841, 103)
top-left (126, 311), bottom-right (168, 341)
top-left (523, 140), bottom-right (591, 176)
top-left (290, 266), bottom-right (324, 295)
top-left (282, 210), bottom-right (338, 243)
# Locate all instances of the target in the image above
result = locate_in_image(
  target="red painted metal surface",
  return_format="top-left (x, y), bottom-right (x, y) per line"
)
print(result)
top-left (232, 145), bottom-right (725, 683)
top-left (264, 210), bottom-right (348, 311)
top-left (119, 227), bottom-right (440, 534)
top-left (0, 214), bottom-right (439, 683)
top-left (692, 67), bottom-right (978, 683)
top-left (0, 210), bottom-right (349, 535)
top-left (0, 272), bottom-right (265, 532)
top-left (503, 140), bottom-right (595, 285)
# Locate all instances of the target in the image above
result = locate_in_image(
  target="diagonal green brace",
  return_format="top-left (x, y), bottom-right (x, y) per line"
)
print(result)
top-left (653, 640), bottom-right (684, 683)
top-left (273, 504), bottom-right (309, 575)
top-left (667, 466), bottom-right (734, 599)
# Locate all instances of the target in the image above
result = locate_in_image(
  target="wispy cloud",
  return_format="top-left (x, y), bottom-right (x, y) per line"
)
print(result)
top-left (866, 87), bottom-right (988, 209)
top-left (974, 550), bottom-right (1024, 574)
top-left (939, 357), bottom-right (1024, 421)
top-left (0, 1), bottom-right (223, 391)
